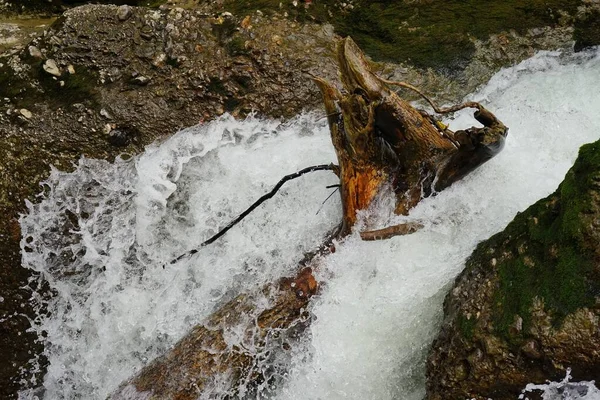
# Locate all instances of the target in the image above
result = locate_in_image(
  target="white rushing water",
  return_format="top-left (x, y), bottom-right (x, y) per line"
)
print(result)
top-left (19, 48), bottom-right (600, 400)
top-left (520, 369), bottom-right (600, 400)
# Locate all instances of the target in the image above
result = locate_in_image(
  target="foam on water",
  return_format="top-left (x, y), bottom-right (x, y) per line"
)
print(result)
top-left (520, 369), bottom-right (600, 400)
top-left (19, 48), bottom-right (600, 399)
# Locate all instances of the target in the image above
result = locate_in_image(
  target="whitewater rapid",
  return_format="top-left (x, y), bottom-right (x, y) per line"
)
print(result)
top-left (19, 48), bottom-right (600, 399)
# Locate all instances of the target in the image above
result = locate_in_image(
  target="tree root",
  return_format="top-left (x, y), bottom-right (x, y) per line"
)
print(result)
top-left (360, 222), bottom-right (424, 241)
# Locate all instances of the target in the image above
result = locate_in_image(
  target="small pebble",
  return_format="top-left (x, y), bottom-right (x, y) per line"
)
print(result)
top-left (19, 109), bottom-right (32, 119)
top-left (117, 5), bottom-right (132, 21)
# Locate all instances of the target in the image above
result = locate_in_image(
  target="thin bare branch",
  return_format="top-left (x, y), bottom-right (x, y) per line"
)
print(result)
top-left (378, 77), bottom-right (481, 114)
top-left (167, 164), bottom-right (338, 266)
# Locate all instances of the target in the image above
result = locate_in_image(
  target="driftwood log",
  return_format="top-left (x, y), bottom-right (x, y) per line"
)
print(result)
top-left (110, 38), bottom-right (507, 399)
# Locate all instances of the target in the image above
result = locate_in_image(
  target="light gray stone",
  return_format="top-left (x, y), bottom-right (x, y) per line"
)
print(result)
top-left (43, 59), bottom-right (61, 77)
top-left (28, 45), bottom-right (42, 58)
top-left (19, 108), bottom-right (32, 119)
top-left (117, 5), bottom-right (132, 21)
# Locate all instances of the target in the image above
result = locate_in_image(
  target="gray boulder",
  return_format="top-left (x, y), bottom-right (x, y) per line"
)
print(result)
top-left (427, 141), bottom-right (600, 399)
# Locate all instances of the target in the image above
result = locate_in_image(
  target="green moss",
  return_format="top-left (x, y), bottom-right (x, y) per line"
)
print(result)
top-left (574, 9), bottom-right (600, 51)
top-left (493, 245), bottom-right (591, 343)
top-left (457, 313), bottom-right (477, 341)
top-left (0, 58), bottom-right (99, 110)
top-left (226, 35), bottom-right (249, 57)
top-left (558, 141), bottom-right (600, 243)
top-left (222, 0), bottom-right (581, 70)
top-left (478, 141), bottom-right (600, 342)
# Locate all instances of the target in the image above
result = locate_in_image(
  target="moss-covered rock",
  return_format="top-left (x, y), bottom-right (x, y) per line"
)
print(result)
top-left (220, 0), bottom-right (584, 70)
top-left (574, 5), bottom-right (600, 52)
top-left (426, 141), bottom-right (600, 399)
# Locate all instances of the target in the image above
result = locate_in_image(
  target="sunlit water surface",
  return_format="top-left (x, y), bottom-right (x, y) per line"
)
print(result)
top-left (19, 48), bottom-right (600, 399)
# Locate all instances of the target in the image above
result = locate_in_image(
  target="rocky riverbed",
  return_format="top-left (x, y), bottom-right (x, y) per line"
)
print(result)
top-left (1, 0), bottom-right (600, 398)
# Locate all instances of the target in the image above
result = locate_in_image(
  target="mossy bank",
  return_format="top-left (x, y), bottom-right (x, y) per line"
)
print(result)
top-left (218, 0), bottom-right (599, 71)
top-left (427, 141), bottom-right (600, 399)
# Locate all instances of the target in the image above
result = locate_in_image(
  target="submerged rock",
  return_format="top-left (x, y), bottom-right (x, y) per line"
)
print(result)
top-left (426, 140), bottom-right (600, 399)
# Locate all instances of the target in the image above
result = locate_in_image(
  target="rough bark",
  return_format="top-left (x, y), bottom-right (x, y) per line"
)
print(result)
top-left (110, 37), bottom-right (508, 399)
top-left (314, 38), bottom-right (508, 230)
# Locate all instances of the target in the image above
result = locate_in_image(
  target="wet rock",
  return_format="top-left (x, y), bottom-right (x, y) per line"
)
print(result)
top-left (108, 128), bottom-right (129, 146)
top-left (427, 140), bottom-right (600, 399)
top-left (99, 108), bottom-right (112, 119)
top-left (43, 59), bottom-right (61, 76)
top-left (521, 340), bottom-right (542, 359)
top-left (271, 34), bottom-right (283, 45)
top-left (0, 9), bottom-right (341, 396)
top-left (151, 53), bottom-right (166, 68)
top-left (574, 4), bottom-right (600, 51)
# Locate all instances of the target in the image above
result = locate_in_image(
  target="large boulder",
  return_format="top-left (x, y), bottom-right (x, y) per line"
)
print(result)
top-left (426, 141), bottom-right (600, 399)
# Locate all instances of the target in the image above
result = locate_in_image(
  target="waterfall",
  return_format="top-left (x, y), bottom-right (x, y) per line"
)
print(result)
top-left (19, 47), bottom-right (600, 399)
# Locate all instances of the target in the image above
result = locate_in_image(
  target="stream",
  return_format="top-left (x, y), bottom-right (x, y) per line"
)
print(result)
top-left (18, 47), bottom-right (600, 399)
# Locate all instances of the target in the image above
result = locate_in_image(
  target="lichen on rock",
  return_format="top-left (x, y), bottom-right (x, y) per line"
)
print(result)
top-left (426, 140), bottom-right (600, 399)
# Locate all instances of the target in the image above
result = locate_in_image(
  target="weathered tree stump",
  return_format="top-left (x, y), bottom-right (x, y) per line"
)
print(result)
top-left (314, 38), bottom-right (507, 230)
top-left (110, 37), bottom-right (508, 399)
